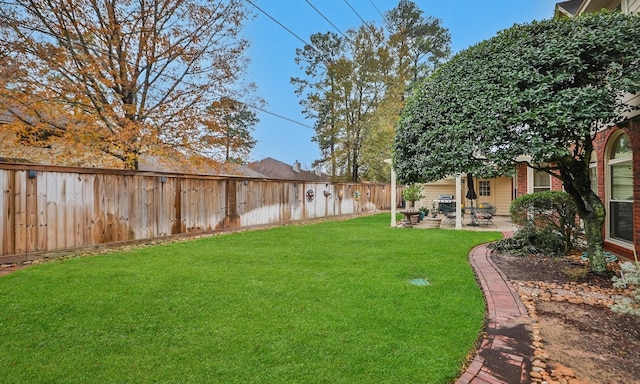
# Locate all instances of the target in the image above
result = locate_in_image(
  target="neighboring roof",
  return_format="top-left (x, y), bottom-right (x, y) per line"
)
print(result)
top-left (555, 0), bottom-right (621, 17)
top-left (249, 157), bottom-right (331, 181)
top-left (139, 153), bottom-right (267, 178)
top-left (220, 163), bottom-right (268, 178)
top-left (555, 0), bottom-right (583, 17)
top-left (0, 156), bottom-right (34, 164)
top-left (0, 132), bottom-right (126, 168)
top-left (0, 130), bottom-right (267, 177)
top-left (0, 109), bottom-right (12, 124)
top-left (1, 109), bottom-right (316, 180)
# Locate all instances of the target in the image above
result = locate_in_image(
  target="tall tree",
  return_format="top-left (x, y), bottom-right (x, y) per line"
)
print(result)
top-left (292, 1), bottom-right (450, 182)
top-left (293, 25), bottom-right (390, 182)
top-left (337, 25), bottom-right (391, 182)
top-left (384, 0), bottom-right (450, 90)
top-left (291, 0), bottom-right (450, 180)
top-left (0, 0), bottom-right (253, 169)
top-left (360, 0), bottom-right (450, 182)
top-left (201, 97), bottom-right (258, 163)
top-left (394, 12), bottom-right (640, 274)
top-left (291, 31), bottom-right (344, 178)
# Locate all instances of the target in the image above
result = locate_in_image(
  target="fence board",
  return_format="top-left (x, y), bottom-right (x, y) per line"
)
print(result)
top-left (26, 173), bottom-right (37, 253)
top-left (117, 175), bottom-right (130, 242)
top-left (1, 170), bottom-right (15, 256)
top-left (156, 177), bottom-right (169, 237)
top-left (57, 174), bottom-right (68, 248)
top-left (81, 174), bottom-right (93, 247)
top-left (13, 171), bottom-right (26, 254)
top-left (0, 164), bottom-right (391, 262)
top-left (34, 173), bottom-right (49, 251)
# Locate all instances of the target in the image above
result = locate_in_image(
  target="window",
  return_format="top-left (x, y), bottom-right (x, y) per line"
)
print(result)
top-left (608, 133), bottom-right (633, 243)
top-left (589, 166), bottom-right (598, 192)
top-left (478, 180), bottom-right (491, 196)
top-left (589, 150), bottom-right (598, 194)
top-left (533, 170), bottom-right (551, 193)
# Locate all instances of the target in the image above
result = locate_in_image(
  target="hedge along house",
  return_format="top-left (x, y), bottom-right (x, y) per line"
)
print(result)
top-left (514, 0), bottom-right (640, 260)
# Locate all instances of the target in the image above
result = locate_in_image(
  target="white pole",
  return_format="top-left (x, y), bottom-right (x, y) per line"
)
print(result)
top-left (455, 174), bottom-right (462, 229)
top-left (385, 159), bottom-right (396, 227)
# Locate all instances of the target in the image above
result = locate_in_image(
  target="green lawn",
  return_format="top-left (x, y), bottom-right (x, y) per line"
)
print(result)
top-left (0, 214), bottom-right (501, 383)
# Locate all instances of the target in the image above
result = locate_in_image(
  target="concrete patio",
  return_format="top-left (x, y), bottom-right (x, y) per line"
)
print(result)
top-left (411, 214), bottom-right (519, 232)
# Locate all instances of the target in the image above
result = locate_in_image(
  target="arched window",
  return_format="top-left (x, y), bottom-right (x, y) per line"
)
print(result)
top-left (608, 133), bottom-right (633, 243)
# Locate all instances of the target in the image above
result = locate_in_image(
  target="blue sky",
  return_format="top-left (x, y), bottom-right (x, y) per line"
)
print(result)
top-left (243, 0), bottom-right (560, 169)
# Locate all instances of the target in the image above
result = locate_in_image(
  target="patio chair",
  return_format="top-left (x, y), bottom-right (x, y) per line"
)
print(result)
top-left (475, 203), bottom-right (495, 226)
top-left (440, 204), bottom-right (462, 225)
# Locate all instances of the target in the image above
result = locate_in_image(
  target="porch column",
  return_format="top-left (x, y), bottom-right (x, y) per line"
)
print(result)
top-left (456, 174), bottom-right (463, 229)
top-left (385, 159), bottom-right (396, 227)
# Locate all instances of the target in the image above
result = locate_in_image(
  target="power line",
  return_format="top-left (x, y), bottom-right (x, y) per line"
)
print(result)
top-left (127, 1), bottom-right (318, 132)
top-left (368, 0), bottom-right (385, 19)
top-left (245, 0), bottom-right (314, 51)
top-left (304, 0), bottom-right (350, 42)
top-left (343, 0), bottom-right (368, 26)
top-left (242, 0), bottom-right (398, 131)
top-left (247, 102), bottom-right (315, 130)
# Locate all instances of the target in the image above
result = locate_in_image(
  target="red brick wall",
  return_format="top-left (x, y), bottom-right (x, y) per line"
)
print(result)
top-left (630, 119), bottom-right (640, 260)
top-left (551, 172), bottom-right (563, 191)
top-left (514, 162), bottom-right (562, 196)
top-left (514, 119), bottom-right (640, 260)
top-left (593, 128), bottom-right (608, 199)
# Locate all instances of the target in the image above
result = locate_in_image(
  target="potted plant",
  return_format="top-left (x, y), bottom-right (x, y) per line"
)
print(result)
top-left (399, 183), bottom-right (424, 226)
top-left (422, 201), bottom-right (442, 228)
top-left (418, 207), bottom-right (428, 221)
top-left (401, 183), bottom-right (424, 211)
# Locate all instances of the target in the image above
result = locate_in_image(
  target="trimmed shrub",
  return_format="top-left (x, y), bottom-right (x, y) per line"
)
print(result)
top-left (490, 191), bottom-right (581, 257)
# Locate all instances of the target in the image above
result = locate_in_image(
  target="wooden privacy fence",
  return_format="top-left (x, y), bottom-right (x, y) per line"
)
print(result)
top-left (1, 163), bottom-right (395, 263)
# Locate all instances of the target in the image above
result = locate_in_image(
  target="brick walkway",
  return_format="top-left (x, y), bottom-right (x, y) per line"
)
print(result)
top-left (456, 241), bottom-right (533, 384)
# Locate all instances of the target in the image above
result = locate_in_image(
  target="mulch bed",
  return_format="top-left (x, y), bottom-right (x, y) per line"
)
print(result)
top-left (490, 251), bottom-right (640, 383)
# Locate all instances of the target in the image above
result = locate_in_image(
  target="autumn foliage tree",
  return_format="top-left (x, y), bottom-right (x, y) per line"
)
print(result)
top-left (0, 0), bottom-right (254, 169)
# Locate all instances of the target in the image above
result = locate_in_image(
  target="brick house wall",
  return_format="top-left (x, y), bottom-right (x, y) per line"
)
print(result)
top-left (592, 121), bottom-right (640, 260)
top-left (634, 119), bottom-right (640, 259)
top-left (546, 0), bottom-right (640, 261)
top-left (515, 118), bottom-right (639, 260)
top-left (514, 162), bottom-right (562, 197)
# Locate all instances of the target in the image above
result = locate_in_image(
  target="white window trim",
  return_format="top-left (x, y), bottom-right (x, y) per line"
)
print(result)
top-left (605, 133), bottom-right (633, 247)
top-left (527, 167), bottom-right (552, 193)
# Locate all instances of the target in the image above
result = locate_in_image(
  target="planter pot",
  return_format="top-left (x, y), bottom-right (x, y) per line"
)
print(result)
top-left (399, 210), bottom-right (419, 228)
top-left (424, 217), bottom-right (442, 228)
